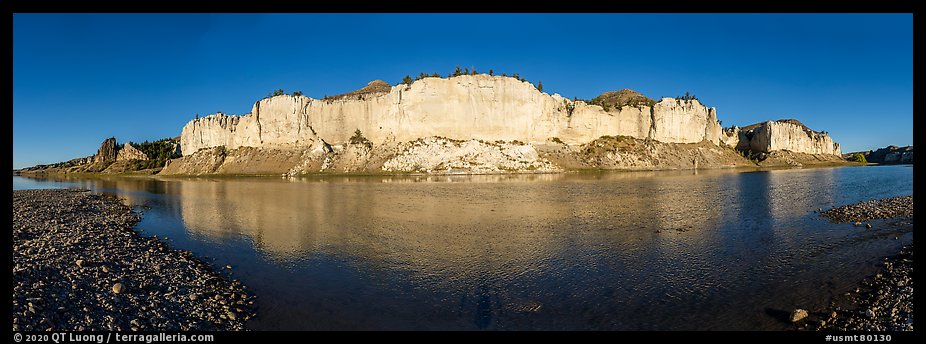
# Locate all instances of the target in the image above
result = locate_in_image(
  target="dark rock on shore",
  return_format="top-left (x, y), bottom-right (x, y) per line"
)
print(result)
top-left (820, 195), bottom-right (912, 223)
top-left (797, 196), bottom-right (915, 331)
top-left (13, 189), bottom-right (256, 331)
top-left (805, 245), bottom-right (914, 331)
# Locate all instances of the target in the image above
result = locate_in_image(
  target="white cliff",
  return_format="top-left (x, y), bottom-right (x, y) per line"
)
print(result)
top-left (744, 120), bottom-right (840, 155)
top-left (158, 74), bottom-right (854, 175)
top-left (180, 75), bottom-right (724, 155)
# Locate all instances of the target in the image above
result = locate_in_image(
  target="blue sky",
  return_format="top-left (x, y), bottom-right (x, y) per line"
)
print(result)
top-left (13, 14), bottom-right (912, 168)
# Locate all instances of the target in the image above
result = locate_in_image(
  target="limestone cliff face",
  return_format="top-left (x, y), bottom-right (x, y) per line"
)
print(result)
top-left (720, 127), bottom-right (739, 148)
top-left (116, 143), bottom-right (148, 161)
top-left (745, 121), bottom-right (840, 155)
top-left (180, 75), bottom-right (723, 155)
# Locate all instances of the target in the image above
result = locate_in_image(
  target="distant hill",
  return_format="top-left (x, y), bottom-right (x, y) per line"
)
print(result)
top-left (588, 89), bottom-right (656, 110)
top-left (845, 145), bottom-right (913, 165)
top-left (324, 80), bottom-right (392, 101)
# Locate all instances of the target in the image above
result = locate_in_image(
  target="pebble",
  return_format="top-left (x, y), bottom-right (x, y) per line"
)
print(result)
top-left (810, 196), bottom-right (914, 332)
top-left (813, 244), bottom-right (914, 332)
top-left (12, 189), bottom-right (257, 331)
top-left (819, 196), bottom-right (912, 223)
top-left (790, 309), bottom-right (809, 323)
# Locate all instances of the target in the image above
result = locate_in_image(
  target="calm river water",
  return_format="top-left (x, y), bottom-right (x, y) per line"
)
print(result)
top-left (12, 165), bottom-right (913, 330)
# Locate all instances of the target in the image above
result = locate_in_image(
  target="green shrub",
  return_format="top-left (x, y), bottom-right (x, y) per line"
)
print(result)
top-left (847, 153), bottom-right (867, 163)
top-left (127, 138), bottom-right (182, 169)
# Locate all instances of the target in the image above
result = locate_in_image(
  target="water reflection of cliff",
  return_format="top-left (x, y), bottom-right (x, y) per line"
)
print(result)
top-left (15, 167), bottom-right (911, 330)
top-left (22, 171), bottom-right (745, 283)
top-left (171, 176), bottom-right (573, 271)
top-left (165, 171), bottom-right (741, 276)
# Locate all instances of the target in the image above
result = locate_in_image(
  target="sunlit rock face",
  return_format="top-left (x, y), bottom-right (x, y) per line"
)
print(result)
top-left (742, 120), bottom-right (840, 155)
top-left (116, 143), bottom-right (148, 161)
top-left (180, 75), bottom-right (725, 155)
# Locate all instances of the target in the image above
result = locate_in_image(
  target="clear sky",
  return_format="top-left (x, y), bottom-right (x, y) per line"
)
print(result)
top-left (13, 13), bottom-right (912, 169)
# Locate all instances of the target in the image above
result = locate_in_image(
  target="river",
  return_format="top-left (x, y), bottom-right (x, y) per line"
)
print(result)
top-left (12, 165), bottom-right (913, 330)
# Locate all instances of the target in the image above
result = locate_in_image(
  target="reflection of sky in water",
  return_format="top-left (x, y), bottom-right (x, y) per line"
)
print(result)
top-left (12, 165), bottom-right (913, 330)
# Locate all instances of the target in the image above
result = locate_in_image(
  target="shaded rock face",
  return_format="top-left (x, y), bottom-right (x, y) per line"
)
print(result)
top-left (115, 143), bottom-right (148, 161)
top-left (865, 146), bottom-right (913, 164)
top-left (93, 138), bottom-right (118, 163)
top-left (169, 142), bottom-right (182, 157)
top-left (739, 120), bottom-right (840, 155)
top-left (179, 75), bottom-right (725, 155)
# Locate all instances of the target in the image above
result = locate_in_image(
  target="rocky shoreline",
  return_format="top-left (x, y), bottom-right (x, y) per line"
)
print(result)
top-left (820, 196), bottom-right (913, 223)
top-left (13, 189), bottom-right (256, 331)
top-left (795, 195), bottom-right (914, 331)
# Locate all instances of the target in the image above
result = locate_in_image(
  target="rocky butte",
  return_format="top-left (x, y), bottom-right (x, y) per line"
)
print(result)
top-left (16, 74), bottom-right (848, 176)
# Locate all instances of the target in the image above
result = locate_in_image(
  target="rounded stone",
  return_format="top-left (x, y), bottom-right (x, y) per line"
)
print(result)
top-left (790, 309), bottom-right (809, 323)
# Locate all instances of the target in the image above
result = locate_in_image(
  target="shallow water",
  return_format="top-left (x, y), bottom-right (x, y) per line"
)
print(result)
top-left (12, 165), bottom-right (914, 330)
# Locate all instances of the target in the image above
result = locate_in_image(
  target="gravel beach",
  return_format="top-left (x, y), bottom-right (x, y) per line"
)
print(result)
top-left (12, 189), bottom-right (256, 331)
top-left (820, 195), bottom-right (913, 223)
top-left (799, 195), bottom-right (914, 331)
